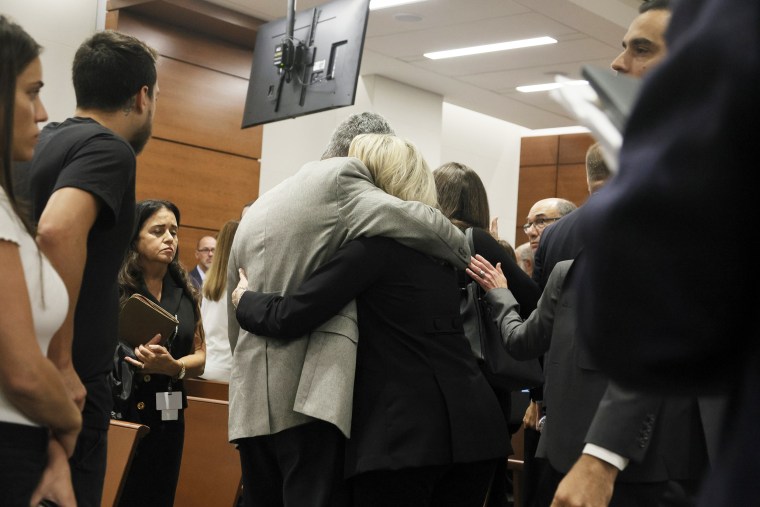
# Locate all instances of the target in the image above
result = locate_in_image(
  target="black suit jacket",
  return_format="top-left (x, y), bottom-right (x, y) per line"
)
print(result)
top-left (236, 237), bottom-right (508, 476)
top-left (488, 261), bottom-right (709, 484)
top-left (573, 0), bottom-right (758, 504)
top-left (189, 266), bottom-right (203, 291)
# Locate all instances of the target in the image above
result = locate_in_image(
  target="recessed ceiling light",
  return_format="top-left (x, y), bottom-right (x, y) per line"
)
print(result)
top-left (516, 80), bottom-right (588, 93)
top-left (424, 36), bottom-right (557, 60)
top-left (394, 13), bottom-right (423, 22)
top-left (370, 0), bottom-right (426, 10)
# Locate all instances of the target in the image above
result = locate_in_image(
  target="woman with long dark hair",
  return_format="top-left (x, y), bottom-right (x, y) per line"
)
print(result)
top-left (0, 15), bottom-right (81, 507)
top-left (116, 199), bottom-right (205, 506)
top-left (434, 162), bottom-right (542, 506)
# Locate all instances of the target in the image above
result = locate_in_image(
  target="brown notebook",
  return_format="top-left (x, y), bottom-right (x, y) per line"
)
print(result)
top-left (118, 294), bottom-right (179, 347)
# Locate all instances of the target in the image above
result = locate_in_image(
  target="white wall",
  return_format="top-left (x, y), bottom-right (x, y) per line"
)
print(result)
top-left (441, 103), bottom-right (525, 247)
top-left (259, 74), bottom-right (444, 192)
top-left (260, 75), bottom-right (525, 244)
top-left (3, 0), bottom-right (103, 125)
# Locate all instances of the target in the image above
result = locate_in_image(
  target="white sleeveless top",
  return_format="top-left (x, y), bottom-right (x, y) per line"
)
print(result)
top-left (200, 295), bottom-right (232, 382)
top-left (0, 187), bottom-right (68, 426)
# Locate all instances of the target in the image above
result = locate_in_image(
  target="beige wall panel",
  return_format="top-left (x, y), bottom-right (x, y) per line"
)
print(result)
top-left (520, 136), bottom-right (558, 166)
top-left (152, 57), bottom-right (262, 158)
top-left (136, 138), bottom-right (259, 231)
top-left (558, 133), bottom-right (594, 165)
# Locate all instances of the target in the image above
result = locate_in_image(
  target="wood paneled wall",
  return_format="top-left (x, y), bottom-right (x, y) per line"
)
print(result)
top-left (106, 5), bottom-right (262, 269)
top-left (514, 133), bottom-right (594, 244)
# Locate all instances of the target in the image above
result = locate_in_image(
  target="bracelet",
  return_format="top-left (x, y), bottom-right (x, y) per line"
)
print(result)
top-left (176, 359), bottom-right (186, 380)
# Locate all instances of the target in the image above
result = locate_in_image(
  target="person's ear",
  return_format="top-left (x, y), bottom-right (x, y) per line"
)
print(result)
top-left (133, 85), bottom-right (150, 114)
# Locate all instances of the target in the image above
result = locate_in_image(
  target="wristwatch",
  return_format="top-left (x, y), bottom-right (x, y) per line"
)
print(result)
top-left (176, 359), bottom-right (186, 380)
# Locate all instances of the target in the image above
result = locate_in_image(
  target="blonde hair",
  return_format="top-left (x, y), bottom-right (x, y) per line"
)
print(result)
top-left (348, 134), bottom-right (437, 207)
top-left (202, 220), bottom-right (239, 302)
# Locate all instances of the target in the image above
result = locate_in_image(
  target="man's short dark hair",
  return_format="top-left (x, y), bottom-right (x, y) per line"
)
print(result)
top-left (321, 112), bottom-right (394, 159)
top-left (640, 0), bottom-right (671, 13)
top-left (73, 30), bottom-right (158, 112)
top-left (586, 143), bottom-right (611, 185)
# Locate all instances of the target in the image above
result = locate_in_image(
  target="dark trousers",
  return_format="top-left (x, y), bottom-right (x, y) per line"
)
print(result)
top-left (70, 425), bottom-right (109, 507)
top-left (237, 420), bottom-right (349, 507)
top-left (523, 428), bottom-right (548, 507)
top-left (537, 464), bottom-right (699, 507)
top-left (0, 422), bottom-right (48, 507)
top-left (118, 418), bottom-right (184, 507)
top-left (351, 459), bottom-right (498, 507)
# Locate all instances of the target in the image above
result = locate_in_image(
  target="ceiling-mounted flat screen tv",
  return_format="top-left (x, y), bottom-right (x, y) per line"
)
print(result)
top-left (242, 0), bottom-right (371, 128)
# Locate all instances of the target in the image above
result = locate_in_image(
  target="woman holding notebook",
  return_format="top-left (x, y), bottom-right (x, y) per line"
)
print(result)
top-left (116, 199), bottom-right (205, 506)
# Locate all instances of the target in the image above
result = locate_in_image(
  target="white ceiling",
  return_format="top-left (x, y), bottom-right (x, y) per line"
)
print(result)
top-left (206, 0), bottom-right (640, 129)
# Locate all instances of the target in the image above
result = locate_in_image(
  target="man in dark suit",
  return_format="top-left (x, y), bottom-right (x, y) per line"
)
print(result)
top-left (531, 143), bottom-right (612, 290)
top-left (532, 0), bottom-right (672, 291)
top-left (189, 235), bottom-right (215, 290)
top-left (471, 258), bottom-right (714, 506)
top-left (574, 0), bottom-right (760, 504)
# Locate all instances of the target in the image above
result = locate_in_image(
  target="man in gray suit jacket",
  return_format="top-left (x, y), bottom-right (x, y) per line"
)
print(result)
top-left (226, 113), bottom-right (470, 507)
top-left (473, 259), bottom-right (719, 507)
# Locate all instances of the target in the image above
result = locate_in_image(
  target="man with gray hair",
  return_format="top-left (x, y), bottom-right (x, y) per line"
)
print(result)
top-left (515, 242), bottom-right (535, 277)
top-left (227, 112), bottom-right (469, 507)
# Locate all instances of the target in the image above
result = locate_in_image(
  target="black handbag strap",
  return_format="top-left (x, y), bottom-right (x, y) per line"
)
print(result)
top-left (465, 227), bottom-right (476, 257)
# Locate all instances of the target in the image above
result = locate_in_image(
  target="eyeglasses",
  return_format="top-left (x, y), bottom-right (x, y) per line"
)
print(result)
top-left (522, 217), bottom-right (561, 233)
top-left (197, 248), bottom-right (215, 254)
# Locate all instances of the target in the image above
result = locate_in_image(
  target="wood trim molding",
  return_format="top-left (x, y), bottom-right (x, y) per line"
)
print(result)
top-left (108, 0), bottom-right (264, 48)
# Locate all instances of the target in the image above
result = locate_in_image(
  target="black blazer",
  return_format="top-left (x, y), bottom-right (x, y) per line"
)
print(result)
top-left (236, 236), bottom-right (508, 476)
top-left (189, 265), bottom-right (203, 291)
top-left (488, 261), bottom-right (711, 483)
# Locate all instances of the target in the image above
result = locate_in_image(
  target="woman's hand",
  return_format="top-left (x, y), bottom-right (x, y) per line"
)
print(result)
top-left (231, 268), bottom-right (249, 309)
top-left (466, 254), bottom-right (508, 291)
top-left (124, 334), bottom-right (179, 375)
top-left (30, 438), bottom-right (77, 507)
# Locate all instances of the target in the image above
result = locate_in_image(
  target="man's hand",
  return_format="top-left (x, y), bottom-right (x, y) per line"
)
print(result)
top-left (231, 268), bottom-right (249, 309)
top-left (30, 439), bottom-right (77, 507)
top-left (490, 216), bottom-right (499, 239)
top-left (523, 400), bottom-right (539, 430)
top-left (550, 454), bottom-right (618, 507)
top-left (60, 363), bottom-right (86, 412)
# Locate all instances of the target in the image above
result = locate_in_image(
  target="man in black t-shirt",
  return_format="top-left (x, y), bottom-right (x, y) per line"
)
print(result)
top-left (28, 31), bottom-right (159, 507)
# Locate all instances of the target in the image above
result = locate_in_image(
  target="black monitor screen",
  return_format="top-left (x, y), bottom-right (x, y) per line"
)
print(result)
top-left (242, 0), bottom-right (371, 128)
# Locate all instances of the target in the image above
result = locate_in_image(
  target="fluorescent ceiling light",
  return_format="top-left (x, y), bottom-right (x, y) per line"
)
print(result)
top-left (516, 80), bottom-right (588, 93)
top-left (424, 36), bottom-right (557, 60)
top-left (370, 0), bottom-right (426, 10)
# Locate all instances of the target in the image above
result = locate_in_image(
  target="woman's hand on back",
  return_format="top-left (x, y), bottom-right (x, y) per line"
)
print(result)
top-left (466, 254), bottom-right (508, 291)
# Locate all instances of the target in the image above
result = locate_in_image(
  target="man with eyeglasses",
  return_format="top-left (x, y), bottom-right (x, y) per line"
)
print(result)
top-left (519, 197), bottom-right (575, 507)
top-left (523, 198), bottom-right (577, 254)
top-left (189, 235), bottom-right (216, 290)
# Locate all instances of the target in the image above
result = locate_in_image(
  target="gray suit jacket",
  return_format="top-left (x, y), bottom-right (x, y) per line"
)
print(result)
top-left (226, 157), bottom-right (469, 441)
top-left (487, 260), bottom-right (719, 483)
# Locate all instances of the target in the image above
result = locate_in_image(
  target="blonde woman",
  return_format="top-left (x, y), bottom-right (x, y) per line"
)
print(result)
top-left (200, 220), bottom-right (239, 381)
top-left (233, 134), bottom-right (507, 507)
